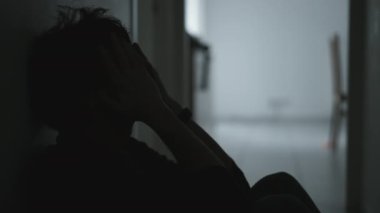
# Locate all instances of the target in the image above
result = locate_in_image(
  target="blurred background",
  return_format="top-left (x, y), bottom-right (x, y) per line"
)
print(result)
top-left (186, 1), bottom-right (348, 212)
top-left (0, 1), bottom-right (379, 213)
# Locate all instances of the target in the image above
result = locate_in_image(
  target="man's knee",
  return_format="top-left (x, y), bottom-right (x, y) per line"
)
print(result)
top-left (263, 172), bottom-right (297, 183)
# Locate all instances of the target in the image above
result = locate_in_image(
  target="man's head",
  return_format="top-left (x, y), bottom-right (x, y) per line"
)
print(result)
top-left (29, 7), bottom-right (133, 133)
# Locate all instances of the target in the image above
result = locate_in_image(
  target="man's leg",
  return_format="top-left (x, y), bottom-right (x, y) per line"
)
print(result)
top-left (249, 172), bottom-right (320, 213)
top-left (252, 194), bottom-right (314, 213)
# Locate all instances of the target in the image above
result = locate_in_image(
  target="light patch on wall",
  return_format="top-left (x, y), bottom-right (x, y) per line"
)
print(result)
top-left (185, 0), bottom-right (204, 37)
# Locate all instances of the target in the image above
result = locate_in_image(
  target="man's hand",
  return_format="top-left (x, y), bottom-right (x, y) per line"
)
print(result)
top-left (96, 35), bottom-right (165, 123)
top-left (97, 40), bottom-right (229, 171)
top-left (132, 43), bottom-right (183, 114)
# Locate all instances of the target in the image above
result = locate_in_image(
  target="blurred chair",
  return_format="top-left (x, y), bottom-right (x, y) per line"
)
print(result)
top-left (327, 34), bottom-right (347, 151)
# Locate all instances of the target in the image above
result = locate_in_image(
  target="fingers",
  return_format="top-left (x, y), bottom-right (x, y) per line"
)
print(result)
top-left (97, 46), bottom-right (130, 102)
top-left (109, 34), bottom-right (134, 72)
top-left (97, 45), bottom-right (120, 77)
top-left (132, 43), bottom-right (148, 62)
top-left (132, 43), bottom-right (159, 78)
top-left (111, 35), bottom-right (154, 82)
top-left (132, 43), bottom-right (167, 93)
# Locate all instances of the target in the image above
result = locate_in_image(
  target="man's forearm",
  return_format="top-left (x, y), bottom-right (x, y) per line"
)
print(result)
top-left (185, 119), bottom-right (250, 189)
top-left (163, 99), bottom-right (250, 189)
top-left (143, 103), bottom-right (225, 170)
top-left (165, 99), bottom-right (243, 169)
top-left (187, 120), bottom-right (239, 169)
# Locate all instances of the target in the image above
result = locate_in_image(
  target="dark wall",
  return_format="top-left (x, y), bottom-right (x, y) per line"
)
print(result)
top-left (361, 0), bottom-right (380, 212)
top-left (347, 0), bottom-right (380, 212)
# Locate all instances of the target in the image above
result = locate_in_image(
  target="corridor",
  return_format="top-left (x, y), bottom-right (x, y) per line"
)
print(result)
top-left (214, 120), bottom-right (346, 213)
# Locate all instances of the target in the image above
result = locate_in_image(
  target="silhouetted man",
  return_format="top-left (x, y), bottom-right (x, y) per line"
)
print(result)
top-left (25, 7), bottom-right (320, 212)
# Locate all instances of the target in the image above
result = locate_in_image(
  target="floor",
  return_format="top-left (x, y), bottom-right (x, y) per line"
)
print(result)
top-left (211, 120), bottom-right (346, 213)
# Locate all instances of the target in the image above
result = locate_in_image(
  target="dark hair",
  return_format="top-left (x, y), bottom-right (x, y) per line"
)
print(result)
top-left (29, 6), bottom-right (132, 131)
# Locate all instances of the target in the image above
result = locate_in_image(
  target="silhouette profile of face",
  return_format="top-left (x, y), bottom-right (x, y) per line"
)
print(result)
top-left (30, 7), bottom-right (136, 137)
